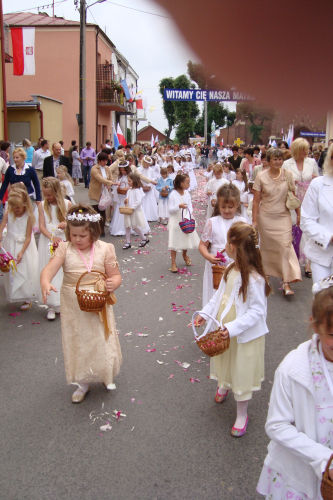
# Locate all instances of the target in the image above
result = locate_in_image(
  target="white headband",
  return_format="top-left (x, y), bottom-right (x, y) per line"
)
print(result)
top-left (143, 155), bottom-right (153, 164)
top-left (67, 212), bottom-right (101, 223)
top-left (312, 274), bottom-right (333, 295)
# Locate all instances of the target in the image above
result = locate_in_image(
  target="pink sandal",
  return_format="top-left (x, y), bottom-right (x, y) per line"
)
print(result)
top-left (231, 416), bottom-right (249, 437)
top-left (215, 388), bottom-right (229, 403)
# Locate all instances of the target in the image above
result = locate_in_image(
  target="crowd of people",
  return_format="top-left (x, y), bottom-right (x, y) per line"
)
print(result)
top-left (1, 135), bottom-right (333, 499)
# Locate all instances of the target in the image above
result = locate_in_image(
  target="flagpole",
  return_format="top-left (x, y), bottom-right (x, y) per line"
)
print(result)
top-left (0, 0), bottom-right (8, 140)
top-left (79, 0), bottom-right (86, 150)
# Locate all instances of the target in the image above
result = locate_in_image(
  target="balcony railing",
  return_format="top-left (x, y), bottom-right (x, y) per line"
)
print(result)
top-left (96, 63), bottom-right (124, 106)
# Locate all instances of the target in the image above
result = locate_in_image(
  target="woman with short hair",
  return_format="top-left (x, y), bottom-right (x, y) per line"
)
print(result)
top-left (0, 147), bottom-right (41, 203)
top-left (252, 148), bottom-right (301, 296)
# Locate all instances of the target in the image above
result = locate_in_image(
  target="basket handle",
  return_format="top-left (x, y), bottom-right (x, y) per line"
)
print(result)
top-left (181, 208), bottom-right (192, 220)
top-left (323, 454), bottom-right (333, 481)
top-left (192, 311), bottom-right (222, 341)
top-left (76, 269), bottom-right (107, 293)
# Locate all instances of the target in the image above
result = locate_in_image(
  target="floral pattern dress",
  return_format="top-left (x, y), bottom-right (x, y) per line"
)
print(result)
top-left (257, 335), bottom-right (333, 499)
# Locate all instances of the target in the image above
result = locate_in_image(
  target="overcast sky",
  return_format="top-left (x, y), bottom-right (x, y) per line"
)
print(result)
top-left (4, 0), bottom-right (203, 135)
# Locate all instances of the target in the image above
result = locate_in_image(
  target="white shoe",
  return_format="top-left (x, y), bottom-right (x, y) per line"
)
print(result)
top-left (72, 384), bottom-right (89, 403)
top-left (105, 383), bottom-right (116, 391)
top-left (47, 309), bottom-right (56, 320)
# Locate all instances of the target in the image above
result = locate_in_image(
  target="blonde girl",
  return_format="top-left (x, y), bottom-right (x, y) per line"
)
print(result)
top-left (199, 184), bottom-right (246, 306)
top-left (205, 163), bottom-right (228, 218)
top-left (57, 165), bottom-right (75, 204)
top-left (123, 173), bottom-right (149, 249)
top-left (196, 222), bottom-right (270, 437)
top-left (40, 204), bottom-right (122, 403)
top-left (38, 177), bottom-right (71, 320)
top-left (232, 168), bottom-right (250, 221)
top-left (0, 184), bottom-right (38, 310)
top-left (257, 282), bottom-right (333, 499)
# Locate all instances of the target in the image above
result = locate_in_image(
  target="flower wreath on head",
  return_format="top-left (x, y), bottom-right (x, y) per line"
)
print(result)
top-left (312, 274), bottom-right (333, 295)
top-left (67, 212), bottom-right (101, 223)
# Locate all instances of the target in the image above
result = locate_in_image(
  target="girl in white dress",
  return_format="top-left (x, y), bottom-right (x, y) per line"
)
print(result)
top-left (199, 183), bottom-right (247, 306)
top-left (38, 177), bottom-right (71, 320)
top-left (156, 167), bottom-right (173, 224)
top-left (123, 173), bottom-right (149, 249)
top-left (109, 164), bottom-right (130, 236)
top-left (57, 166), bottom-right (75, 204)
top-left (196, 222), bottom-right (270, 437)
top-left (168, 173), bottom-right (200, 272)
top-left (232, 168), bottom-right (249, 220)
top-left (222, 162), bottom-right (236, 181)
top-left (205, 163), bottom-right (229, 218)
top-left (0, 184), bottom-right (38, 310)
top-left (257, 282), bottom-right (333, 499)
top-left (167, 164), bottom-right (176, 181)
top-left (184, 155), bottom-right (198, 191)
top-left (137, 156), bottom-right (158, 222)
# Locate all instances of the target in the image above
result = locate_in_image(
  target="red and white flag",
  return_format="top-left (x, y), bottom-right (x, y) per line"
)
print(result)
top-left (11, 27), bottom-right (35, 76)
top-left (116, 123), bottom-right (127, 147)
top-left (151, 134), bottom-right (155, 147)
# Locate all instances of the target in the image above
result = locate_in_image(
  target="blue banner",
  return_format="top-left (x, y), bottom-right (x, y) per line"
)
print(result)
top-left (163, 88), bottom-right (253, 102)
top-left (121, 79), bottom-right (131, 100)
top-left (300, 131), bottom-right (326, 138)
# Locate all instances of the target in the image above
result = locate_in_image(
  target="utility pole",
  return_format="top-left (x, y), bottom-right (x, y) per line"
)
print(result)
top-left (79, 0), bottom-right (86, 150)
top-left (204, 99), bottom-right (207, 145)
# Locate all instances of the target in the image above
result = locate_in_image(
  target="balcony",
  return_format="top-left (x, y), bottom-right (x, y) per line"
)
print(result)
top-left (96, 64), bottom-right (127, 112)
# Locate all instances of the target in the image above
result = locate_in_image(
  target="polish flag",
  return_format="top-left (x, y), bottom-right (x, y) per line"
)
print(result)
top-left (11, 27), bottom-right (36, 76)
top-left (113, 123), bottom-right (119, 148)
top-left (117, 123), bottom-right (127, 146)
top-left (151, 134), bottom-right (155, 147)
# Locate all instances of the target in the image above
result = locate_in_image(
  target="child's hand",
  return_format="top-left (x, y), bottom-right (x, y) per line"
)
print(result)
top-left (179, 203), bottom-right (188, 209)
top-left (16, 251), bottom-right (23, 264)
top-left (194, 315), bottom-right (206, 326)
top-left (221, 328), bottom-right (229, 339)
top-left (124, 198), bottom-right (128, 206)
top-left (52, 236), bottom-right (62, 245)
top-left (206, 191), bottom-right (212, 196)
top-left (57, 222), bottom-right (66, 230)
top-left (41, 283), bottom-right (57, 303)
top-left (209, 254), bottom-right (221, 265)
top-left (105, 277), bottom-right (116, 292)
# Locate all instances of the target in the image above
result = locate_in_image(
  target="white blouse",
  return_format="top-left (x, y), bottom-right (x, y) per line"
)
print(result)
top-left (283, 157), bottom-right (319, 182)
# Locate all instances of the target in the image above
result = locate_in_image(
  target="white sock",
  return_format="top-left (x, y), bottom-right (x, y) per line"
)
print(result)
top-left (234, 400), bottom-right (249, 429)
top-left (217, 386), bottom-right (228, 396)
top-left (133, 227), bottom-right (145, 240)
top-left (125, 228), bottom-right (131, 244)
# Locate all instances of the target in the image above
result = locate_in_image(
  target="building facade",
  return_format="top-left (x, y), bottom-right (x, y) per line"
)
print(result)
top-left (4, 12), bottom-right (139, 149)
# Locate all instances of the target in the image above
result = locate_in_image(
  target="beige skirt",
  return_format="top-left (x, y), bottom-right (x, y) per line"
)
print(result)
top-left (210, 336), bottom-right (265, 401)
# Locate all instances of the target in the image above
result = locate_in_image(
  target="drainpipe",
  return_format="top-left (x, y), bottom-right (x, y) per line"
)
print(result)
top-left (0, 0), bottom-right (8, 140)
top-left (95, 26), bottom-right (98, 150)
top-left (36, 102), bottom-right (44, 137)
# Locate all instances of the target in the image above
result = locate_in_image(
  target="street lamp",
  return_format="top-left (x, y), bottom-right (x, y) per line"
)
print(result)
top-left (204, 74), bottom-right (215, 145)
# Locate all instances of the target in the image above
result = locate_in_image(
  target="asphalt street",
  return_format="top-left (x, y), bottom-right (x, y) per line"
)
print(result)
top-left (0, 174), bottom-right (314, 500)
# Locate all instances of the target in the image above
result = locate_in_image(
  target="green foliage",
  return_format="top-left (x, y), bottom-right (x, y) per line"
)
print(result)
top-left (194, 103), bottom-right (236, 140)
top-left (159, 74), bottom-right (199, 144)
top-left (126, 128), bottom-right (132, 144)
top-left (187, 60), bottom-right (207, 89)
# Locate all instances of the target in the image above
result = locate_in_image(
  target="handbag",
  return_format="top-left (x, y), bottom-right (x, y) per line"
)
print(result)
top-left (179, 209), bottom-right (195, 234)
top-left (98, 185), bottom-right (113, 211)
top-left (321, 454), bottom-right (333, 500)
top-left (286, 175), bottom-right (301, 210)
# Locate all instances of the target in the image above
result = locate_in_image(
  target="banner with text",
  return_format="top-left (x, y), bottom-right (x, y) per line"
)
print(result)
top-left (163, 88), bottom-right (253, 102)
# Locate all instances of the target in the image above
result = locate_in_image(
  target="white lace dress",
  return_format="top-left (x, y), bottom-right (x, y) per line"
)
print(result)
top-left (167, 190), bottom-right (200, 251)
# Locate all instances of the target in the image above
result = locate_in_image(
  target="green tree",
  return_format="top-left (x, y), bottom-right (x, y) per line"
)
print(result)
top-left (237, 103), bottom-right (274, 144)
top-left (159, 74), bottom-right (199, 144)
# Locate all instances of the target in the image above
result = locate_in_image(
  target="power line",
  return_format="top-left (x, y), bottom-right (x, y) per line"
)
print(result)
top-left (105, 1), bottom-right (169, 19)
top-left (5, 0), bottom-right (68, 14)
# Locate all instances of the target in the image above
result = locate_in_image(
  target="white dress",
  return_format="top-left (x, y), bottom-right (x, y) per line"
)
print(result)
top-left (60, 180), bottom-right (75, 204)
top-left (110, 175), bottom-right (128, 236)
top-left (232, 180), bottom-right (250, 221)
top-left (201, 215), bottom-right (247, 306)
top-left (124, 187), bottom-right (149, 231)
top-left (3, 212), bottom-right (38, 302)
top-left (38, 200), bottom-right (70, 308)
top-left (205, 177), bottom-right (229, 218)
top-left (184, 161), bottom-right (197, 191)
top-left (168, 190), bottom-right (200, 251)
top-left (137, 166), bottom-right (158, 221)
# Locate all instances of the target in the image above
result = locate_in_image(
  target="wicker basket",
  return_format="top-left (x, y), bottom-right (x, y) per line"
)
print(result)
top-left (76, 270), bottom-right (109, 312)
top-left (119, 206), bottom-right (134, 215)
top-left (321, 454), bottom-right (333, 500)
top-left (192, 312), bottom-right (230, 357)
top-left (117, 187), bottom-right (127, 195)
top-left (212, 264), bottom-right (226, 289)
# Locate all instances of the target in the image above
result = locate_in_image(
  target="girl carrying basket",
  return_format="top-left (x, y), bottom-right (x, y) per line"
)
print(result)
top-left (195, 222), bottom-right (270, 437)
top-left (40, 204), bottom-right (122, 403)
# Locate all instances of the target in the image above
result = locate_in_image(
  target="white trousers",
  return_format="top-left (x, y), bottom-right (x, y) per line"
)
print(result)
top-left (311, 261), bottom-right (333, 284)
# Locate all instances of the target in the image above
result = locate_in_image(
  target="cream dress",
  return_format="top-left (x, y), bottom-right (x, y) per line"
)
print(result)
top-left (168, 190), bottom-right (200, 251)
top-left (210, 268), bottom-right (265, 401)
top-left (254, 169), bottom-right (301, 283)
top-left (53, 240), bottom-right (122, 385)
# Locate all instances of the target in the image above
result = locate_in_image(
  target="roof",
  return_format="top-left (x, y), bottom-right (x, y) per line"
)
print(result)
top-left (137, 125), bottom-right (167, 141)
top-left (4, 12), bottom-right (83, 26)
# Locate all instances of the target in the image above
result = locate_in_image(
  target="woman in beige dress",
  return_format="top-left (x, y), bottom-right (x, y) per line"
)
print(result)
top-left (252, 148), bottom-right (301, 296)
